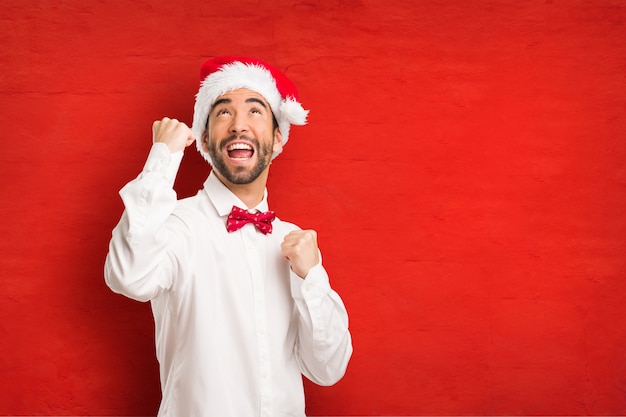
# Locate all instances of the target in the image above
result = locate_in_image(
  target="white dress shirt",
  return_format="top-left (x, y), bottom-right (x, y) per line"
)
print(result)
top-left (104, 143), bottom-right (352, 417)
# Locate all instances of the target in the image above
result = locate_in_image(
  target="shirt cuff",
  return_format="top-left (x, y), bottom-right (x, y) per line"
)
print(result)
top-left (290, 262), bottom-right (331, 300)
top-left (142, 143), bottom-right (184, 186)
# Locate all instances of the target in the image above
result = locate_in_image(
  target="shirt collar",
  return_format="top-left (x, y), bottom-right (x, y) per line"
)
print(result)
top-left (203, 171), bottom-right (270, 217)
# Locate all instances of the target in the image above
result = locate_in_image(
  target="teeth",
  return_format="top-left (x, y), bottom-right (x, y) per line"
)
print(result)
top-left (227, 143), bottom-right (252, 151)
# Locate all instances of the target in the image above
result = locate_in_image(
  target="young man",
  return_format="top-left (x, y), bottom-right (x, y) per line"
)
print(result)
top-left (104, 56), bottom-right (353, 417)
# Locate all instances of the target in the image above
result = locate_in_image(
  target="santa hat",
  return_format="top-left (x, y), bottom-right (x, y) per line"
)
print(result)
top-left (191, 56), bottom-right (309, 163)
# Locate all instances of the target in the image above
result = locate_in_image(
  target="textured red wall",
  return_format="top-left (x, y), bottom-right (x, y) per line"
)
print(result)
top-left (1, 0), bottom-right (625, 415)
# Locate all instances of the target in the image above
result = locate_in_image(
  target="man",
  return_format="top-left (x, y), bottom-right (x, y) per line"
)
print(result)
top-left (104, 56), bottom-right (353, 417)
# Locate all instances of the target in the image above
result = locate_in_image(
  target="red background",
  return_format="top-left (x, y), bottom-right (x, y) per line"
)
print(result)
top-left (1, 0), bottom-right (625, 415)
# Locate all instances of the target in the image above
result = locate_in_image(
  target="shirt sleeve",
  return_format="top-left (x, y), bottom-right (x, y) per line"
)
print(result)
top-left (104, 143), bottom-right (186, 302)
top-left (290, 261), bottom-right (353, 386)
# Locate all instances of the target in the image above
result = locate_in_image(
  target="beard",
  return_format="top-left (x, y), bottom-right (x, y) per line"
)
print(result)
top-left (207, 134), bottom-right (274, 185)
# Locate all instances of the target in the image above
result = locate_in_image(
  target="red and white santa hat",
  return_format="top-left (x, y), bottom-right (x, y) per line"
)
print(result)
top-left (192, 56), bottom-right (309, 163)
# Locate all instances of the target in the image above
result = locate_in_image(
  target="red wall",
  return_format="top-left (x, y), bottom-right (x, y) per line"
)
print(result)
top-left (1, 0), bottom-right (625, 415)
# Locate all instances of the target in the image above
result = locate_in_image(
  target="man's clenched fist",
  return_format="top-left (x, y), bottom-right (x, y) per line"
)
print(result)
top-left (153, 117), bottom-right (196, 154)
top-left (281, 230), bottom-right (320, 279)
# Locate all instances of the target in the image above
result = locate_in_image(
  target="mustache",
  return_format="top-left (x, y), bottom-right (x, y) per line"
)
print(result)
top-left (219, 134), bottom-right (259, 149)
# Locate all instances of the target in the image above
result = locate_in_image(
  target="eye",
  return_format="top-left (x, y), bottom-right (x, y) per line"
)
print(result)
top-left (216, 108), bottom-right (231, 116)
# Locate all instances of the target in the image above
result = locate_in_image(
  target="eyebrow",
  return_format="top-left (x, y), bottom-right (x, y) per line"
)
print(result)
top-left (212, 98), bottom-right (231, 108)
top-left (212, 97), bottom-right (269, 110)
top-left (245, 97), bottom-right (268, 109)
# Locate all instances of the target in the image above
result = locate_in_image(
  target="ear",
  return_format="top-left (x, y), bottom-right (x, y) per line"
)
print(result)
top-left (272, 128), bottom-right (283, 154)
top-left (201, 131), bottom-right (210, 153)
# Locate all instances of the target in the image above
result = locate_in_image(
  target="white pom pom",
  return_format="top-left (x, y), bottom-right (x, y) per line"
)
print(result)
top-left (280, 98), bottom-right (309, 125)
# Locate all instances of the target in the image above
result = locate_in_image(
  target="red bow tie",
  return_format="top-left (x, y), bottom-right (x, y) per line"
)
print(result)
top-left (226, 206), bottom-right (276, 235)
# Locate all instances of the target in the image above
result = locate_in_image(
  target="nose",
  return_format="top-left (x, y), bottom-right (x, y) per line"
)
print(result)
top-left (229, 112), bottom-right (248, 135)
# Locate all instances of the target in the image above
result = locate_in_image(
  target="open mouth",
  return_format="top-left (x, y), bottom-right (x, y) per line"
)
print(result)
top-left (227, 142), bottom-right (254, 161)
